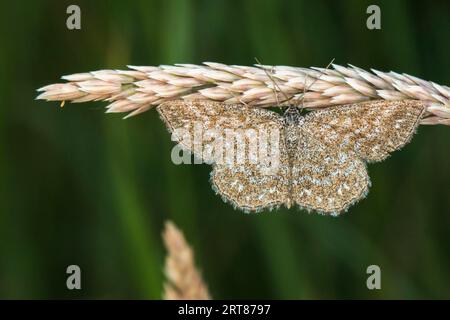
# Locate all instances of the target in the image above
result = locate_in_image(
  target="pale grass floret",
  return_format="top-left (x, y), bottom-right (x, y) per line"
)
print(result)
top-left (37, 62), bottom-right (450, 124)
top-left (162, 221), bottom-right (211, 300)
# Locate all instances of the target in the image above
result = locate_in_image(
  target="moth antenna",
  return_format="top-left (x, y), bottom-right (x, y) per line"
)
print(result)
top-left (228, 88), bottom-right (251, 108)
top-left (296, 58), bottom-right (335, 110)
top-left (254, 57), bottom-right (290, 110)
top-left (270, 65), bottom-right (281, 109)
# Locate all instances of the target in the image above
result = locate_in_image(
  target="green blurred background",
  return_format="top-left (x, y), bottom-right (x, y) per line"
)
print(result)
top-left (0, 0), bottom-right (449, 299)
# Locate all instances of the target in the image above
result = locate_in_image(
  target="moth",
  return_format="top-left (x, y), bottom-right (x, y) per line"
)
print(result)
top-left (157, 99), bottom-right (425, 215)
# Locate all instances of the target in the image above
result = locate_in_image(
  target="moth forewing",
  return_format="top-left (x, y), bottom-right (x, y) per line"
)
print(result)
top-left (299, 99), bottom-right (426, 163)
